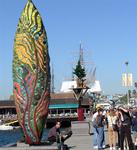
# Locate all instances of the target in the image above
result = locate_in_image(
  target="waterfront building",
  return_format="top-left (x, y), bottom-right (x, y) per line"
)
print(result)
top-left (0, 92), bottom-right (91, 122)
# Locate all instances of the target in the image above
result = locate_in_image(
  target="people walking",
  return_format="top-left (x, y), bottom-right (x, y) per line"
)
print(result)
top-left (107, 109), bottom-right (118, 150)
top-left (115, 109), bottom-right (121, 149)
top-left (117, 106), bottom-right (134, 150)
top-left (131, 109), bottom-right (137, 149)
top-left (92, 108), bottom-right (106, 150)
top-left (92, 110), bottom-right (99, 149)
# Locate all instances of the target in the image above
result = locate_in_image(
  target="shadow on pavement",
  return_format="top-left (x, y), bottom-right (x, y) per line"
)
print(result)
top-left (68, 146), bottom-right (76, 149)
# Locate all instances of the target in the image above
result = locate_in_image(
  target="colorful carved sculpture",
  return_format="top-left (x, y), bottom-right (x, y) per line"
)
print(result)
top-left (13, 0), bottom-right (50, 144)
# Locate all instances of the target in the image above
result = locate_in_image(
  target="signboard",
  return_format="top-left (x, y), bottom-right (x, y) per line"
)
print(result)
top-left (122, 73), bottom-right (133, 87)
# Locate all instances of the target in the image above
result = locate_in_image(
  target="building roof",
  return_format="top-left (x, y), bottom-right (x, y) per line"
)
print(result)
top-left (60, 80), bottom-right (102, 94)
top-left (51, 92), bottom-right (74, 99)
top-left (60, 81), bottom-right (77, 92)
top-left (88, 80), bottom-right (102, 93)
top-left (0, 93), bottom-right (90, 109)
top-left (0, 100), bottom-right (15, 108)
top-left (49, 104), bottom-right (78, 109)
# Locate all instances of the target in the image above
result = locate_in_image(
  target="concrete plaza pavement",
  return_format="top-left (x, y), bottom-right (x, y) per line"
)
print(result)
top-left (0, 121), bottom-right (94, 150)
top-left (66, 134), bottom-right (93, 150)
top-left (65, 121), bottom-right (110, 150)
top-left (0, 121), bottom-right (132, 150)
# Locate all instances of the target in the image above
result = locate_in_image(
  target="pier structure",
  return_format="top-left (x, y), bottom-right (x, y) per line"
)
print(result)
top-left (0, 93), bottom-right (92, 125)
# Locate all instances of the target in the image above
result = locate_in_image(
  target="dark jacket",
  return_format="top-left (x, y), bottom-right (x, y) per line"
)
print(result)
top-left (132, 112), bottom-right (137, 132)
top-left (47, 126), bottom-right (60, 142)
top-left (121, 111), bottom-right (132, 126)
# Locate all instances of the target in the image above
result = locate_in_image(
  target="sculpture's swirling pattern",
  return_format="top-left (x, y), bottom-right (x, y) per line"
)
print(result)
top-left (13, 0), bottom-right (50, 144)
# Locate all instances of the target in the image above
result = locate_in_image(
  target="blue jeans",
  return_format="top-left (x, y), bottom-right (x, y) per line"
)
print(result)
top-left (96, 127), bottom-right (104, 149)
top-left (93, 127), bottom-right (98, 147)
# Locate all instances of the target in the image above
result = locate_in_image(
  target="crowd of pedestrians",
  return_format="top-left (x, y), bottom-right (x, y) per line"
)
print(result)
top-left (91, 105), bottom-right (137, 150)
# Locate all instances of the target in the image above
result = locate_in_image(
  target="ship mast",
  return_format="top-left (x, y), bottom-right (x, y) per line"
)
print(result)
top-left (79, 44), bottom-right (84, 68)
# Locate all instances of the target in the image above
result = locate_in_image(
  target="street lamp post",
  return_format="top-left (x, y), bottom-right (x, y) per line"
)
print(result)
top-left (124, 61), bottom-right (132, 106)
top-left (125, 61), bottom-right (129, 105)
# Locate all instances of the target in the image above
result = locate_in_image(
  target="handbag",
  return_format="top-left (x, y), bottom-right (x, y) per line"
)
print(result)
top-left (110, 116), bottom-right (118, 131)
top-left (112, 124), bottom-right (118, 131)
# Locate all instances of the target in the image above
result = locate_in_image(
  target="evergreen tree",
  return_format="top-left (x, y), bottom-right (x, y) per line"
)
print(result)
top-left (73, 60), bottom-right (86, 80)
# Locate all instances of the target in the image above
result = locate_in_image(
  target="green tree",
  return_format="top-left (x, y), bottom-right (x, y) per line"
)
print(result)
top-left (120, 94), bottom-right (127, 104)
top-left (135, 82), bottom-right (137, 89)
top-left (128, 89), bottom-right (131, 98)
top-left (73, 60), bottom-right (86, 80)
top-left (132, 89), bottom-right (136, 96)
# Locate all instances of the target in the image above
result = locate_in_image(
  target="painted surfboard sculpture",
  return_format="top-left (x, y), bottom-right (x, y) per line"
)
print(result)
top-left (13, 0), bottom-right (50, 144)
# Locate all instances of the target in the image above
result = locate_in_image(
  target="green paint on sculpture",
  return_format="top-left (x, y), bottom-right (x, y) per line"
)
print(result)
top-left (13, 0), bottom-right (50, 144)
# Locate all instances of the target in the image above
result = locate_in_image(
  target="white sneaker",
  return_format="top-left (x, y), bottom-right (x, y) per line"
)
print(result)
top-left (109, 147), bottom-right (112, 150)
top-left (93, 146), bottom-right (98, 149)
top-left (113, 147), bottom-right (116, 150)
top-left (102, 145), bottom-right (106, 148)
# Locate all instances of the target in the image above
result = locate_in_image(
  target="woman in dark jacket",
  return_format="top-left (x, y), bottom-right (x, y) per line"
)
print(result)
top-left (118, 107), bottom-right (134, 150)
top-left (132, 111), bottom-right (137, 147)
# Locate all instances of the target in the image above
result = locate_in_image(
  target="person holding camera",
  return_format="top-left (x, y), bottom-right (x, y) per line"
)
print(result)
top-left (117, 106), bottom-right (134, 150)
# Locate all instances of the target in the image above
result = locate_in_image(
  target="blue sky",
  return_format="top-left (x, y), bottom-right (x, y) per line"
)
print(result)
top-left (0, 0), bottom-right (137, 99)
